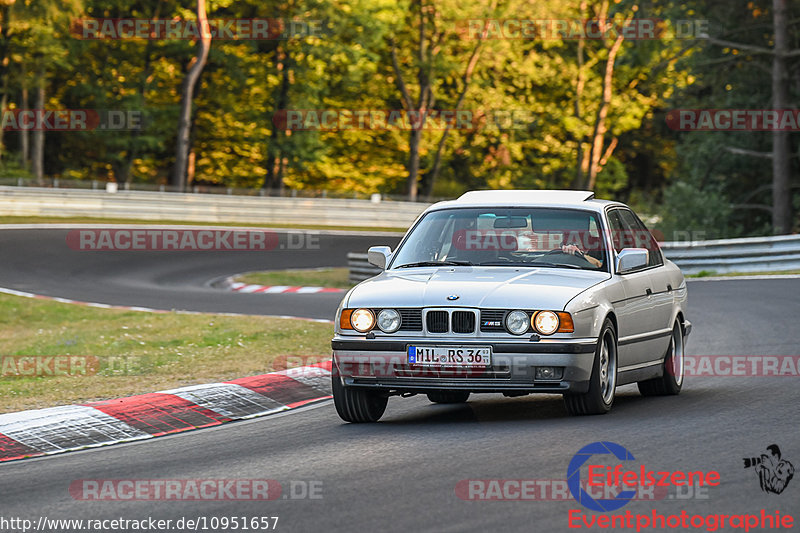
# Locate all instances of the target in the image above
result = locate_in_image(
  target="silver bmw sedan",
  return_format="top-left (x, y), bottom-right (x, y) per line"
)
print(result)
top-left (331, 190), bottom-right (691, 422)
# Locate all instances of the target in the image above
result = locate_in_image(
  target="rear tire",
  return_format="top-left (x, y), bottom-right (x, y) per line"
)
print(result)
top-left (564, 318), bottom-right (617, 416)
top-left (332, 373), bottom-right (388, 423)
top-left (427, 391), bottom-right (470, 404)
top-left (638, 321), bottom-right (684, 396)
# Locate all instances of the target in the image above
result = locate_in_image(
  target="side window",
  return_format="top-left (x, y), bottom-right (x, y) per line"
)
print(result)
top-left (618, 209), bottom-right (663, 267)
top-left (606, 210), bottom-right (626, 253)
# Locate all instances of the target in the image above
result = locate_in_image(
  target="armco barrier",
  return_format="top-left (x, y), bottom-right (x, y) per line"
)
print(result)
top-left (659, 234), bottom-right (800, 274)
top-left (3, 186), bottom-right (797, 277)
top-left (348, 234), bottom-right (800, 282)
top-left (0, 186), bottom-right (428, 229)
top-left (348, 253), bottom-right (383, 283)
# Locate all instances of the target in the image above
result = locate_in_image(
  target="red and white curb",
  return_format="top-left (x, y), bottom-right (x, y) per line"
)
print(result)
top-left (0, 362), bottom-right (332, 463)
top-left (229, 282), bottom-right (345, 294)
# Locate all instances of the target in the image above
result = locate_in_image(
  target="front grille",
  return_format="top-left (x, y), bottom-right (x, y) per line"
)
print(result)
top-left (398, 309), bottom-right (422, 331)
top-left (426, 310), bottom-right (449, 333)
top-left (480, 309), bottom-right (507, 332)
top-left (452, 311), bottom-right (476, 333)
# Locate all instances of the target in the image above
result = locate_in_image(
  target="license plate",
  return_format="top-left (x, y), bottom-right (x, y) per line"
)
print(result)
top-left (408, 346), bottom-right (491, 367)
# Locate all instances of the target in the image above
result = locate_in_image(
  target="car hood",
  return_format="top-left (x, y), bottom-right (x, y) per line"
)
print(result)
top-left (346, 267), bottom-right (609, 310)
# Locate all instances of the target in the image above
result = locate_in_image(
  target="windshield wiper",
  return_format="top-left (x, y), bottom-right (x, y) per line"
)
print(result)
top-left (478, 260), bottom-right (584, 270)
top-left (395, 260), bottom-right (473, 269)
top-left (477, 261), bottom-right (537, 267)
top-left (530, 261), bottom-right (584, 270)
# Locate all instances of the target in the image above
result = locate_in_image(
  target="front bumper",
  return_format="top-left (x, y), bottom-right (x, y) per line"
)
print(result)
top-left (331, 337), bottom-right (598, 394)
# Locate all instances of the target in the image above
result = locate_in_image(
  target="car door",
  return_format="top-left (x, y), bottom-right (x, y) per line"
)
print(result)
top-left (618, 209), bottom-right (674, 356)
top-left (606, 208), bottom-right (660, 368)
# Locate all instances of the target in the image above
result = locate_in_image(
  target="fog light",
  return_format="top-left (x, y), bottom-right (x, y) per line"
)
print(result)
top-left (535, 367), bottom-right (563, 380)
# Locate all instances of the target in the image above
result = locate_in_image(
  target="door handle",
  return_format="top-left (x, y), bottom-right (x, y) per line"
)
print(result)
top-left (645, 288), bottom-right (652, 296)
top-left (667, 284), bottom-right (673, 292)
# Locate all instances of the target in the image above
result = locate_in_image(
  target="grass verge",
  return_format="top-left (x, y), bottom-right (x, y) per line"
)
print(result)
top-left (234, 268), bottom-right (353, 289)
top-left (0, 215), bottom-right (405, 233)
top-left (0, 293), bottom-right (332, 414)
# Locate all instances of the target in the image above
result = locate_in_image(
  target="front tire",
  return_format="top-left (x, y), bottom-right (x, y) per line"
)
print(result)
top-left (332, 374), bottom-right (388, 423)
top-left (564, 318), bottom-right (617, 416)
top-left (638, 320), bottom-right (684, 396)
top-left (427, 391), bottom-right (470, 404)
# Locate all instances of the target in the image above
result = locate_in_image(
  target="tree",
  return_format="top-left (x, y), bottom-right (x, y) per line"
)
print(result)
top-left (0, 0), bottom-right (81, 176)
top-left (0, 0), bottom-right (14, 162)
top-left (172, 0), bottom-right (211, 190)
top-left (388, 0), bottom-right (435, 201)
top-left (702, 0), bottom-right (799, 234)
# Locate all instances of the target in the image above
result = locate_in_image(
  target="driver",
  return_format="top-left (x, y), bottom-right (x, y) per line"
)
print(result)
top-left (561, 243), bottom-right (603, 268)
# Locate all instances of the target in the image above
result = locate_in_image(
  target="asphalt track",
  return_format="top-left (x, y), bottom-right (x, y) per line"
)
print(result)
top-left (0, 227), bottom-right (402, 319)
top-left (1, 226), bottom-right (799, 533)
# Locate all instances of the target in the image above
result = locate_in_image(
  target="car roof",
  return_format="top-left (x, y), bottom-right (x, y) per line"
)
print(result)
top-left (424, 190), bottom-right (624, 213)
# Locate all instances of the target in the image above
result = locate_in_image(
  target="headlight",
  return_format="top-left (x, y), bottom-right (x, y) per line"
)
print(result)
top-left (533, 310), bottom-right (560, 335)
top-left (505, 310), bottom-right (530, 335)
top-left (350, 308), bottom-right (375, 332)
top-left (377, 309), bottom-right (401, 333)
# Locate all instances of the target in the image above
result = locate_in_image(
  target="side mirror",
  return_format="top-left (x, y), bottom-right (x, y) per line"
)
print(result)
top-left (616, 248), bottom-right (648, 274)
top-left (367, 246), bottom-right (392, 270)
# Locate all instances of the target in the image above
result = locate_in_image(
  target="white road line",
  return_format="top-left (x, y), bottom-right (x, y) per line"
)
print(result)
top-left (0, 285), bottom-right (334, 323)
top-left (687, 274), bottom-right (800, 282)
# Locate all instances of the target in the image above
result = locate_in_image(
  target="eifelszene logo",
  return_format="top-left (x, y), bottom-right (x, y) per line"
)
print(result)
top-left (567, 441), bottom-right (721, 512)
top-left (743, 444), bottom-right (795, 495)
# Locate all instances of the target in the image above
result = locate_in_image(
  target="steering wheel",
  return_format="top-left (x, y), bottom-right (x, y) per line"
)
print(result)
top-left (538, 248), bottom-right (594, 266)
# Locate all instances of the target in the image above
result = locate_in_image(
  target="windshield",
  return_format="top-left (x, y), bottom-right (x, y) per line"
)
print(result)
top-left (390, 207), bottom-right (609, 272)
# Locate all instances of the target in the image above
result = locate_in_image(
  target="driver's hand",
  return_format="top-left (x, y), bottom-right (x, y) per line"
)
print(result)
top-left (561, 244), bottom-right (584, 257)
